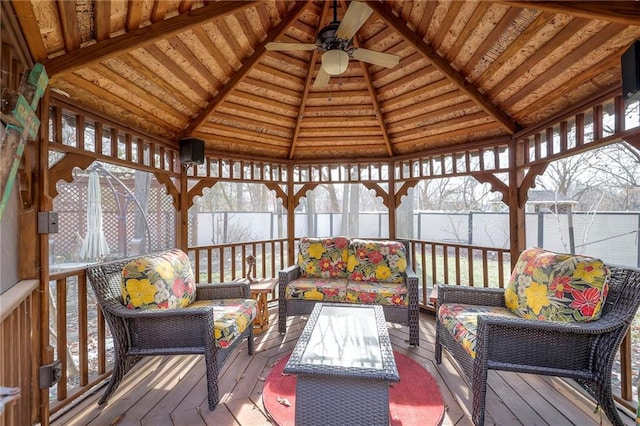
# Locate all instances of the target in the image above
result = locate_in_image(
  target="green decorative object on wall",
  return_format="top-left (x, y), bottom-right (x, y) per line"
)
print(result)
top-left (0, 63), bottom-right (47, 222)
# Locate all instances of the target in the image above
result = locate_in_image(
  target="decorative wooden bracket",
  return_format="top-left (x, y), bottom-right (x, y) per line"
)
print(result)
top-left (474, 162), bottom-right (548, 208)
top-left (293, 183), bottom-right (318, 207)
top-left (362, 182), bottom-right (390, 208)
top-left (154, 172), bottom-right (179, 210)
top-left (392, 179), bottom-right (420, 207)
top-left (473, 172), bottom-right (508, 204)
top-left (517, 163), bottom-right (548, 207)
top-left (264, 182), bottom-right (288, 206)
top-left (48, 153), bottom-right (94, 198)
top-left (186, 178), bottom-right (219, 209)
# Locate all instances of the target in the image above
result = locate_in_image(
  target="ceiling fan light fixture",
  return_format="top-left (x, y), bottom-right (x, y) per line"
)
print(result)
top-left (322, 49), bottom-right (349, 75)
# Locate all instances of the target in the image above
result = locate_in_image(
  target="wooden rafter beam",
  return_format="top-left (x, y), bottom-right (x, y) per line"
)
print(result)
top-left (358, 58), bottom-right (394, 156)
top-left (3, 1), bottom-right (38, 65)
top-left (126, 0), bottom-right (145, 31)
top-left (180, 0), bottom-right (312, 140)
top-left (150, 0), bottom-right (170, 23)
top-left (344, 0), bottom-right (394, 157)
top-left (289, 50), bottom-right (321, 160)
top-left (498, 1), bottom-right (640, 26)
top-left (366, 1), bottom-right (519, 134)
top-left (43, 1), bottom-right (260, 77)
top-left (56, 1), bottom-right (81, 51)
top-left (94, 1), bottom-right (111, 42)
top-left (289, 1), bottom-right (330, 159)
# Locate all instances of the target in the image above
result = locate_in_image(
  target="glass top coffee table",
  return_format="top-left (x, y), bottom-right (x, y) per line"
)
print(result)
top-left (284, 303), bottom-right (399, 425)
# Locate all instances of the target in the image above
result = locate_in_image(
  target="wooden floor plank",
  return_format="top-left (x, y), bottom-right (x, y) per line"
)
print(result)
top-left (170, 408), bottom-right (207, 426)
top-left (496, 371), bottom-right (572, 426)
top-left (141, 414), bottom-right (174, 426)
top-left (144, 355), bottom-right (203, 418)
top-left (51, 308), bottom-right (636, 426)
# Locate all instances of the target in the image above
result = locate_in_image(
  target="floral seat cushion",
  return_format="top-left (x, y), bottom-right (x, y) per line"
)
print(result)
top-left (438, 303), bottom-right (517, 359)
top-left (345, 281), bottom-right (408, 306)
top-left (298, 237), bottom-right (350, 278)
top-left (121, 248), bottom-right (196, 310)
top-left (505, 247), bottom-right (610, 322)
top-left (190, 299), bottom-right (257, 348)
top-left (285, 277), bottom-right (348, 302)
top-left (347, 239), bottom-right (407, 283)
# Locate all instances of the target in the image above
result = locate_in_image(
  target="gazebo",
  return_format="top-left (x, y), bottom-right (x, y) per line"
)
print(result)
top-left (1, 1), bottom-right (640, 425)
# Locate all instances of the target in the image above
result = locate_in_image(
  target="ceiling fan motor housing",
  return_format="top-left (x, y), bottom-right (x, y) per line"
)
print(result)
top-left (317, 21), bottom-right (352, 52)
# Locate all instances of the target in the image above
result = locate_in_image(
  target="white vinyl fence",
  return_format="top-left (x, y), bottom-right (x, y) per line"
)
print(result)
top-left (192, 211), bottom-right (640, 267)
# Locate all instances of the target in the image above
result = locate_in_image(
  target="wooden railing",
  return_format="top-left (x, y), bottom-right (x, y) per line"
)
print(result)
top-left (0, 280), bottom-right (39, 425)
top-left (188, 238), bottom-right (289, 283)
top-left (47, 268), bottom-right (111, 415)
top-left (39, 238), bottom-right (637, 416)
top-left (408, 241), bottom-right (512, 308)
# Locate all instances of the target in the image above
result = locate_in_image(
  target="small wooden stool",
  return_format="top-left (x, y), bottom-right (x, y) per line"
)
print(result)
top-left (249, 278), bottom-right (278, 333)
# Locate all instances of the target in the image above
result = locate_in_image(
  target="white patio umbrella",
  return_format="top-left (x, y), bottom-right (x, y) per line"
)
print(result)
top-left (78, 171), bottom-right (110, 261)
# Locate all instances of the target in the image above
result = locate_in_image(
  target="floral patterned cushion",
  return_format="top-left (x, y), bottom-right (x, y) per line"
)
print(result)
top-left (298, 237), bottom-right (350, 278)
top-left (345, 281), bottom-right (408, 306)
top-left (347, 239), bottom-right (407, 283)
top-left (121, 249), bottom-right (196, 310)
top-left (438, 303), bottom-right (518, 359)
top-left (190, 298), bottom-right (257, 348)
top-left (505, 247), bottom-right (610, 322)
top-left (285, 277), bottom-right (348, 302)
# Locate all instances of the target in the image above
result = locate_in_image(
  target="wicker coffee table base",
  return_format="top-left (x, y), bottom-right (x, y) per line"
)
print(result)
top-left (285, 303), bottom-right (399, 425)
top-left (295, 375), bottom-right (391, 425)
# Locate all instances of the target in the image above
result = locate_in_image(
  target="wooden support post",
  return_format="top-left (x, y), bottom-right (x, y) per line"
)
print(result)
top-left (178, 168), bottom-right (189, 251)
top-left (37, 89), bottom-right (51, 426)
top-left (388, 160), bottom-right (396, 239)
top-left (508, 138), bottom-right (526, 268)
top-left (286, 174), bottom-right (295, 266)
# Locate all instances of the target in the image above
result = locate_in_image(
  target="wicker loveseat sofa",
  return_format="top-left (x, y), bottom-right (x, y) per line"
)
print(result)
top-left (435, 247), bottom-right (640, 426)
top-left (278, 237), bottom-right (420, 346)
top-left (86, 248), bottom-right (257, 411)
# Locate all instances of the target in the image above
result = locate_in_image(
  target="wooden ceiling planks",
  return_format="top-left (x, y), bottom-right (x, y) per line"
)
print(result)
top-left (460, 6), bottom-right (521, 80)
top-left (43, 1), bottom-right (260, 77)
top-left (92, 61), bottom-right (191, 123)
top-left (178, 0), bottom-right (311, 139)
top-left (513, 55), bottom-right (621, 122)
top-left (368, 1), bottom-right (519, 134)
top-left (8, 0), bottom-right (640, 161)
top-left (502, 22), bottom-right (627, 112)
top-left (498, 1), bottom-right (640, 26)
top-left (472, 10), bottom-right (553, 89)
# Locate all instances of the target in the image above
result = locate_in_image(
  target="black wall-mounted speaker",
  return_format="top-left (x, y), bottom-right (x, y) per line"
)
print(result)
top-left (621, 40), bottom-right (640, 104)
top-left (179, 138), bottom-right (205, 165)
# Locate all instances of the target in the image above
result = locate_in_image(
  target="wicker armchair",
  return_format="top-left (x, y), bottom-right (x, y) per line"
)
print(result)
top-left (435, 264), bottom-right (640, 426)
top-left (86, 251), bottom-right (256, 411)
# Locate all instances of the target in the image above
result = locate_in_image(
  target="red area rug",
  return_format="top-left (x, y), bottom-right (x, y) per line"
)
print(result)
top-left (262, 351), bottom-right (445, 426)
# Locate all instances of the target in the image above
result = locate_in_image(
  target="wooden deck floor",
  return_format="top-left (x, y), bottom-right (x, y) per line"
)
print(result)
top-left (52, 307), bottom-right (635, 426)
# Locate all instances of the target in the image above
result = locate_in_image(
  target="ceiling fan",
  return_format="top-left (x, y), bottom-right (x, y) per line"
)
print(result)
top-left (265, 1), bottom-right (400, 87)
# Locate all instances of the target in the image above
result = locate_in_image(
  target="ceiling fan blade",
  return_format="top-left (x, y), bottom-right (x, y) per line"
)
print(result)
top-left (335, 1), bottom-right (373, 41)
top-left (351, 48), bottom-right (400, 68)
top-left (313, 67), bottom-right (331, 87)
top-left (265, 42), bottom-right (317, 51)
